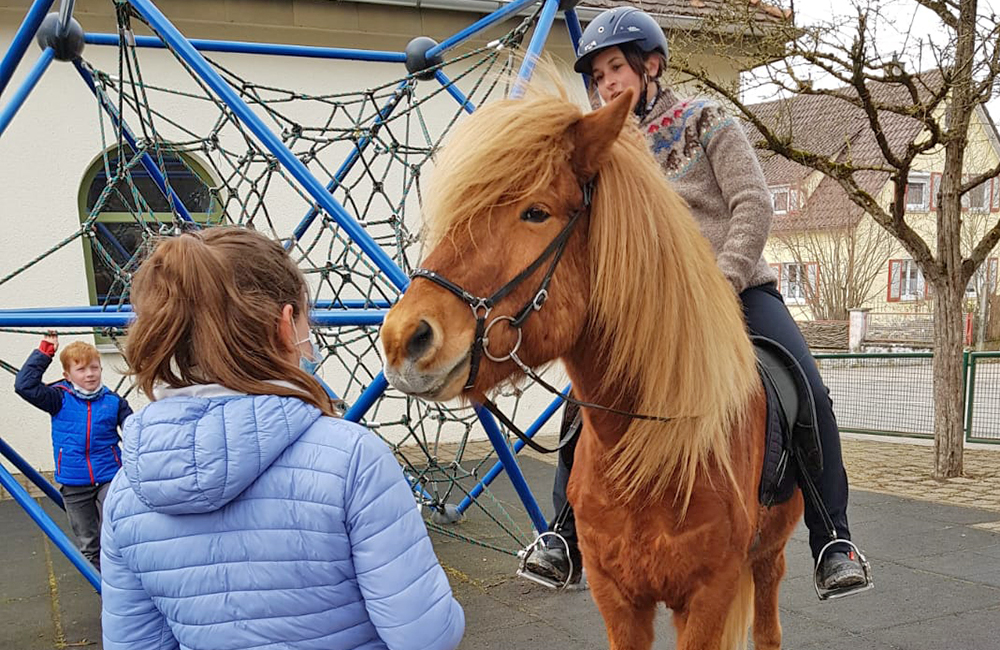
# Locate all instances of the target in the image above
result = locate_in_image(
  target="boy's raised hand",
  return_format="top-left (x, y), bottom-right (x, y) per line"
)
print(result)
top-left (42, 330), bottom-right (59, 353)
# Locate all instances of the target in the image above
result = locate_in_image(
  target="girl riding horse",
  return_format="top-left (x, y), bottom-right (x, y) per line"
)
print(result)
top-left (526, 6), bottom-right (868, 596)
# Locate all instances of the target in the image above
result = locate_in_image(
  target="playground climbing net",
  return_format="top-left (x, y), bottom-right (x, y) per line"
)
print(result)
top-left (1, 2), bottom-right (559, 555)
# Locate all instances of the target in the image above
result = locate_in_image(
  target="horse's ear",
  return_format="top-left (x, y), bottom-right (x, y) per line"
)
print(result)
top-left (569, 87), bottom-right (634, 182)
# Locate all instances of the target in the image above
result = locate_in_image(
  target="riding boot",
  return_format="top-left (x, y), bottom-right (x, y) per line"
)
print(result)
top-left (524, 401), bottom-right (584, 586)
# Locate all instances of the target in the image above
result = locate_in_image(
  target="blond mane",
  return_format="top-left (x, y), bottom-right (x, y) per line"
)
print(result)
top-left (423, 80), bottom-right (760, 510)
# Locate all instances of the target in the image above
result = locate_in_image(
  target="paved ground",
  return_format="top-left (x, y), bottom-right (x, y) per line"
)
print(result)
top-left (2, 435), bottom-right (1000, 649)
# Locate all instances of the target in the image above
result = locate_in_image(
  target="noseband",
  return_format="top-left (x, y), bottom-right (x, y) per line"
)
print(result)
top-left (411, 181), bottom-right (594, 391)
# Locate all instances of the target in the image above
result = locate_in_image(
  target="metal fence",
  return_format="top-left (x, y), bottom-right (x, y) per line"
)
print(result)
top-left (815, 351), bottom-right (1000, 444)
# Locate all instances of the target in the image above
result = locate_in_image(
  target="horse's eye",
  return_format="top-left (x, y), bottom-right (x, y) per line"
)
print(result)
top-left (521, 207), bottom-right (550, 223)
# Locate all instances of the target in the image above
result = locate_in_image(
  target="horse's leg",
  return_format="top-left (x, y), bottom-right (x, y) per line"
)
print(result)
top-left (751, 549), bottom-right (786, 650)
top-left (752, 493), bottom-right (802, 650)
top-left (676, 561), bottom-right (752, 650)
top-left (588, 564), bottom-right (657, 650)
top-left (671, 609), bottom-right (688, 640)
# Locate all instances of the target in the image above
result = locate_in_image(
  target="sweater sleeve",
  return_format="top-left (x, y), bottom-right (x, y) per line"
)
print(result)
top-left (701, 105), bottom-right (773, 293)
top-left (14, 350), bottom-right (63, 415)
top-left (345, 432), bottom-right (465, 650)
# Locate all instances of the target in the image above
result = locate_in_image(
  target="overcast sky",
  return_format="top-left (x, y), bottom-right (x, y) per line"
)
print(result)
top-left (744, 0), bottom-right (1000, 118)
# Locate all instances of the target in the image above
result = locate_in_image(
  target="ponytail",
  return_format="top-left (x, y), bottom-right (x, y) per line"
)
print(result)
top-left (127, 228), bottom-right (336, 416)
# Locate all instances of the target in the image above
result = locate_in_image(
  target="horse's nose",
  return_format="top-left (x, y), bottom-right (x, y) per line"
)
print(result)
top-left (405, 319), bottom-right (435, 361)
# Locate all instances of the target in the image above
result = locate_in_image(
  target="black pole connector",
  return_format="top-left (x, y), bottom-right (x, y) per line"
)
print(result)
top-left (36, 12), bottom-right (85, 62)
top-left (558, 0), bottom-right (582, 10)
top-left (404, 36), bottom-right (443, 81)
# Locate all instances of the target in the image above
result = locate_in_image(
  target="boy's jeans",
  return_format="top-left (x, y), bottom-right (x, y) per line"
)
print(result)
top-left (59, 482), bottom-right (110, 570)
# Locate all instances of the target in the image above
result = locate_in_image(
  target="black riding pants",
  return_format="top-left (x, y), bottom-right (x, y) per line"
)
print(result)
top-left (549, 282), bottom-right (852, 561)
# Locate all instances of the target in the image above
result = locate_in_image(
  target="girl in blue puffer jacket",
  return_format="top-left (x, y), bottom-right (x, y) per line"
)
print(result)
top-left (100, 227), bottom-right (464, 650)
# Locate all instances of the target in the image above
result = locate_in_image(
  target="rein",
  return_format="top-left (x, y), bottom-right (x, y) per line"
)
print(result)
top-left (410, 180), bottom-right (681, 454)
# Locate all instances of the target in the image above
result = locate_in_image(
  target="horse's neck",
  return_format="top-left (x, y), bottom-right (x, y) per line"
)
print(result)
top-left (563, 334), bottom-right (636, 448)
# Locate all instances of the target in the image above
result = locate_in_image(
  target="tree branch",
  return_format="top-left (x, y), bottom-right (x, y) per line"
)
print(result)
top-left (914, 0), bottom-right (959, 29)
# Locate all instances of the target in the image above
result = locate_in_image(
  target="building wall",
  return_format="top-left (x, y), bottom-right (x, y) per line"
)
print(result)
top-left (0, 0), bottom-right (738, 474)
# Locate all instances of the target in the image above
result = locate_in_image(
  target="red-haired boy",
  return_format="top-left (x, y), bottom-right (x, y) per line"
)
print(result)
top-left (15, 331), bottom-right (132, 569)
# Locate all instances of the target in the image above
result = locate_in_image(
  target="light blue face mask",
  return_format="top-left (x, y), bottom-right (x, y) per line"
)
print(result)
top-left (296, 335), bottom-right (322, 375)
top-left (70, 382), bottom-right (103, 399)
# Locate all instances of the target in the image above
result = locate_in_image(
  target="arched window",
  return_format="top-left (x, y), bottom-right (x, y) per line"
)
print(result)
top-left (78, 146), bottom-right (223, 307)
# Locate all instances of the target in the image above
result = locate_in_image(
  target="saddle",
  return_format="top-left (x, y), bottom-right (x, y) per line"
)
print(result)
top-left (753, 335), bottom-right (823, 506)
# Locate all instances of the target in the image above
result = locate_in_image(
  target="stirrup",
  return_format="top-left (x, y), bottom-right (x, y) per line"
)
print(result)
top-left (516, 531), bottom-right (587, 591)
top-left (813, 539), bottom-right (874, 601)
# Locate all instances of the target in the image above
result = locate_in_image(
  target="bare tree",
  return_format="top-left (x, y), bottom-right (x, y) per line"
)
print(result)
top-left (775, 218), bottom-right (894, 320)
top-left (669, 0), bottom-right (1000, 477)
top-left (960, 182), bottom-right (999, 345)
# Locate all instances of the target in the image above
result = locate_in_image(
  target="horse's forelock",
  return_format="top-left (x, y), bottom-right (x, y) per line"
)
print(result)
top-left (421, 95), bottom-right (581, 244)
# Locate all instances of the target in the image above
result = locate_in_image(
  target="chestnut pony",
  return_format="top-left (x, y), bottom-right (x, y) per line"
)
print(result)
top-left (380, 84), bottom-right (803, 650)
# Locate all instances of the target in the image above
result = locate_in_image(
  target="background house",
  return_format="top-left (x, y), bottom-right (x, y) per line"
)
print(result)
top-left (752, 75), bottom-right (1000, 348)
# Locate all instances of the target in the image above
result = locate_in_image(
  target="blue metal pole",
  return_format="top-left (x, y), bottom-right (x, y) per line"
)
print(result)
top-left (0, 309), bottom-right (387, 328)
top-left (563, 8), bottom-right (591, 91)
top-left (74, 62), bottom-right (195, 223)
top-left (312, 310), bottom-right (387, 326)
top-left (0, 438), bottom-right (63, 508)
top-left (95, 222), bottom-right (132, 261)
top-left (57, 0), bottom-right (76, 34)
top-left (434, 70), bottom-right (475, 114)
top-left (0, 460), bottom-right (100, 591)
top-left (0, 0), bottom-right (55, 98)
top-left (473, 404), bottom-right (548, 533)
top-left (426, 0), bottom-right (540, 59)
top-left (456, 387), bottom-right (568, 514)
top-left (0, 47), bottom-right (54, 138)
top-left (509, 0), bottom-right (560, 99)
top-left (406, 472), bottom-right (435, 502)
top-left (125, 0), bottom-right (410, 290)
top-left (84, 33), bottom-right (406, 63)
top-left (0, 299), bottom-right (393, 313)
top-left (291, 81), bottom-right (409, 243)
top-left (343, 372), bottom-right (389, 423)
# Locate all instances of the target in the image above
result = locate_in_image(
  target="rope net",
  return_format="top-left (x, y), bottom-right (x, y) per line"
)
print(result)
top-left (0, 1), bottom-right (561, 555)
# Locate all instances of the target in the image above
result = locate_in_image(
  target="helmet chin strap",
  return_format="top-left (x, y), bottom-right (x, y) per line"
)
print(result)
top-left (634, 75), bottom-right (659, 120)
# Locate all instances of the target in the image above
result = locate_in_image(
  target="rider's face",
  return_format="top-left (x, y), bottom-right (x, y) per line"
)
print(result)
top-left (589, 47), bottom-right (659, 110)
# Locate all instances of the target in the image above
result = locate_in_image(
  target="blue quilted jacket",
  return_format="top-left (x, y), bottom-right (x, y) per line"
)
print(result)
top-left (100, 385), bottom-right (464, 650)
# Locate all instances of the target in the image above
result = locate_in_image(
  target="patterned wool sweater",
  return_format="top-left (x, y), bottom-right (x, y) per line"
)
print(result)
top-left (640, 89), bottom-right (777, 293)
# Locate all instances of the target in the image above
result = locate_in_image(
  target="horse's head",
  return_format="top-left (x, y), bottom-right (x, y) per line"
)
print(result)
top-left (380, 89), bottom-right (635, 402)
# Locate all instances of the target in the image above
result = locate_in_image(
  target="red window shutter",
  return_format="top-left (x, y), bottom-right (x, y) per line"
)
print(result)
top-left (888, 259), bottom-right (901, 302)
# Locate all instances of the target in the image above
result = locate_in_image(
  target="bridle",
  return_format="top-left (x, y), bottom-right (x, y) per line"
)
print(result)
top-left (410, 180), bottom-right (677, 454)
top-left (411, 182), bottom-right (593, 393)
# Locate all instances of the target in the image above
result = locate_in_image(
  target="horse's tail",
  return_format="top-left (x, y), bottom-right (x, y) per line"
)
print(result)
top-left (720, 563), bottom-right (754, 650)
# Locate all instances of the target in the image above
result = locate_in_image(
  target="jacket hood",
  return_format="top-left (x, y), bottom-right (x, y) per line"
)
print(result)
top-left (121, 385), bottom-right (322, 515)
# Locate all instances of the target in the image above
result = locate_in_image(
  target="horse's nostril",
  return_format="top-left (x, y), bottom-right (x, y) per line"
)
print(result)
top-left (406, 319), bottom-right (435, 360)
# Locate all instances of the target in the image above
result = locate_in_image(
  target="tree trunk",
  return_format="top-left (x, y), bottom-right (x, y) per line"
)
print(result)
top-left (932, 277), bottom-right (966, 478)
